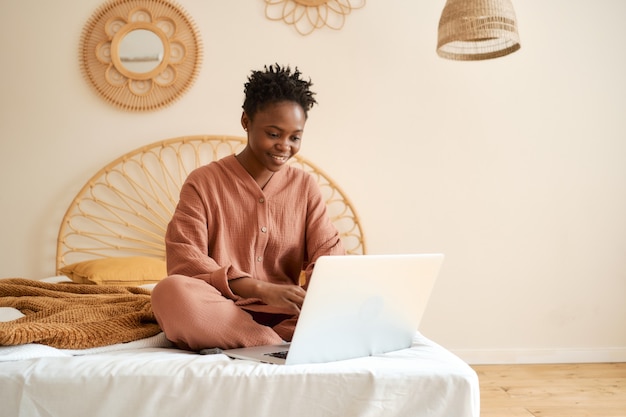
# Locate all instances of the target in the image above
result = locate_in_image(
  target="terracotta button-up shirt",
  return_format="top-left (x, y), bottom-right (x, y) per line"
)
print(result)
top-left (165, 154), bottom-right (345, 311)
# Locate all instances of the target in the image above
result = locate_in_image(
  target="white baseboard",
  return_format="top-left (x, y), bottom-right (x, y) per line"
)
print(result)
top-left (451, 347), bottom-right (626, 365)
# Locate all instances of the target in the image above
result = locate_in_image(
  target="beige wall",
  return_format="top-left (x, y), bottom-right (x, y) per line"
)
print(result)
top-left (1, 0), bottom-right (625, 364)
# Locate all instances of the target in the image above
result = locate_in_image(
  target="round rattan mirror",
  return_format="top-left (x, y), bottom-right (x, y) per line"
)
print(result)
top-left (80, 0), bottom-right (202, 111)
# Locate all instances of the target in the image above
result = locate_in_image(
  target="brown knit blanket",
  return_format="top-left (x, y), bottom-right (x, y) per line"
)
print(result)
top-left (0, 278), bottom-right (161, 349)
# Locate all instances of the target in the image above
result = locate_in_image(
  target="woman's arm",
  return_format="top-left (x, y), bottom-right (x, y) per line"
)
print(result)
top-left (300, 175), bottom-right (346, 287)
top-left (165, 168), bottom-right (246, 300)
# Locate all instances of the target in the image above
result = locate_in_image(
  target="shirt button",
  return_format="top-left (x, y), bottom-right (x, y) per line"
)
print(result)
top-left (261, 226), bottom-right (267, 233)
top-left (256, 256), bottom-right (263, 262)
top-left (259, 198), bottom-right (265, 203)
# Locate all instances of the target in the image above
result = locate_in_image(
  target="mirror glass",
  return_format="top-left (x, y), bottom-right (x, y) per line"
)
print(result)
top-left (118, 29), bottom-right (164, 74)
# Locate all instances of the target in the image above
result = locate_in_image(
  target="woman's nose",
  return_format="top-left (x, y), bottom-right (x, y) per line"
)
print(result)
top-left (275, 138), bottom-right (290, 151)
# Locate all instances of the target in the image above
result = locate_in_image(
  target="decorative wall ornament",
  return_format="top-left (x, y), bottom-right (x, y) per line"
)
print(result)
top-left (264, 0), bottom-right (365, 36)
top-left (80, 0), bottom-right (202, 111)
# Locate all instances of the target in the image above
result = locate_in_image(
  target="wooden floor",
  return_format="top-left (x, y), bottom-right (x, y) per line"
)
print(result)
top-left (472, 363), bottom-right (626, 417)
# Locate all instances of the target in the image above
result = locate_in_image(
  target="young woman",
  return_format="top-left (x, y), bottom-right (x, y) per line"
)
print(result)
top-left (151, 64), bottom-right (345, 351)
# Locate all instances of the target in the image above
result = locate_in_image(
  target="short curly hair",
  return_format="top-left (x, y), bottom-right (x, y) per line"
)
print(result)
top-left (242, 64), bottom-right (317, 120)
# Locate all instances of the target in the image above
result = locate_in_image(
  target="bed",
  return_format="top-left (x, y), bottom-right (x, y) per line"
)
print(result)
top-left (0, 135), bottom-right (479, 417)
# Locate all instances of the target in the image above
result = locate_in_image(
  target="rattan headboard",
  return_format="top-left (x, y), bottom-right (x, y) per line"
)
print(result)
top-left (56, 135), bottom-right (365, 273)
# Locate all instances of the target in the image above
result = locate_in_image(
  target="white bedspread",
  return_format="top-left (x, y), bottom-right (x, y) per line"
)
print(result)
top-left (0, 331), bottom-right (479, 417)
top-left (1, 277), bottom-right (479, 417)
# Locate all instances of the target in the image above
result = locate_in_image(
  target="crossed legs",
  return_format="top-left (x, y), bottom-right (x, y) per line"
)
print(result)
top-left (151, 275), bottom-right (294, 351)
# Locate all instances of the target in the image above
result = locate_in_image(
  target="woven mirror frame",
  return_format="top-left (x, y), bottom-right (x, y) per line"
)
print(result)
top-left (80, 0), bottom-right (203, 111)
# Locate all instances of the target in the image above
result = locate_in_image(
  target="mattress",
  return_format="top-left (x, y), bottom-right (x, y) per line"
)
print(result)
top-left (0, 330), bottom-right (479, 417)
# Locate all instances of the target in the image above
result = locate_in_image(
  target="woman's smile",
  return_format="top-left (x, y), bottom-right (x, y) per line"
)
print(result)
top-left (268, 152), bottom-right (290, 163)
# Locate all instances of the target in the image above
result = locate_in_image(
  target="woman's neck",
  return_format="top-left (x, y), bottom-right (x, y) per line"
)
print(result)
top-left (235, 150), bottom-right (274, 189)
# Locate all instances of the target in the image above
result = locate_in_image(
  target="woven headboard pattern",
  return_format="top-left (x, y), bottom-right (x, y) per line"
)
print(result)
top-left (56, 135), bottom-right (365, 272)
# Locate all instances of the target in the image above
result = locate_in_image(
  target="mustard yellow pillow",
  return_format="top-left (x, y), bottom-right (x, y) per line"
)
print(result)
top-left (60, 256), bottom-right (167, 286)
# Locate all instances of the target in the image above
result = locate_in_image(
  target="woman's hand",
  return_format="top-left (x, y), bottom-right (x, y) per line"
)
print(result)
top-left (229, 278), bottom-right (306, 314)
top-left (258, 282), bottom-right (306, 314)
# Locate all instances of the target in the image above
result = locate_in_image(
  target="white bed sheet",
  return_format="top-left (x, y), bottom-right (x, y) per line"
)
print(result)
top-left (0, 332), bottom-right (479, 417)
top-left (1, 276), bottom-right (479, 416)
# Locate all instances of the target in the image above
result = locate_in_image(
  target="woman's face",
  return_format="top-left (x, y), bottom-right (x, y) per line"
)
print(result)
top-left (241, 101), bottom-right (306, 172)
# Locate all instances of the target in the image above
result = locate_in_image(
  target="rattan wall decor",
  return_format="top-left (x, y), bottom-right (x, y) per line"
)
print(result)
top-left (437, 0), bottom-right (521, 61)
top-left (80, 0), bottom-right (202, 111)
top-left (264, 0), bottom-right (365, 35)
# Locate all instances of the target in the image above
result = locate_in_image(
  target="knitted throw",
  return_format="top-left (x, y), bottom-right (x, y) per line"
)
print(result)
top-left (0, 278), bottom-right (161, 349)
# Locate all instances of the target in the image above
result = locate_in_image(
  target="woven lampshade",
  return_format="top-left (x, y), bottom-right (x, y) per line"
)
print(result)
top-left (437, 0), bottom-right (521, 61)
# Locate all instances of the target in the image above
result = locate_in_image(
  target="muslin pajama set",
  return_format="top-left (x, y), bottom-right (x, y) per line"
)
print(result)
top-left (151, 155), bottom-right (344, 350)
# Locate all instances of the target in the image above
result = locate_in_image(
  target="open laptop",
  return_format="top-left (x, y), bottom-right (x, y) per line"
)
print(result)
top-left (223, 253), bottom-right (444, 365)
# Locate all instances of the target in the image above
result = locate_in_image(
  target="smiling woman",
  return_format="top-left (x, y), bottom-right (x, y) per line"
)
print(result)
top-left (150, 64), bottom-right (350, 351)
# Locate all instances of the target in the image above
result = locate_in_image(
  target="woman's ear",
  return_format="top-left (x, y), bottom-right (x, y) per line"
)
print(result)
top-left (241, 112), bottom-right (249, 132)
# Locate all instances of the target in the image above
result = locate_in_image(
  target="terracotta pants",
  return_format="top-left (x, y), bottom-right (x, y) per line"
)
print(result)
top-left (151, 275), bottom-right (296, 351)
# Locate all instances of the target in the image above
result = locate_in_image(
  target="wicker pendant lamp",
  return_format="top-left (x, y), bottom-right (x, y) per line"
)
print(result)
top-left (437, 0), bottom-right (521, 61)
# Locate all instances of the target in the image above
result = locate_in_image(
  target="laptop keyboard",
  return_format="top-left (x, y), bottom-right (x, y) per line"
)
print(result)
top-left (264, 350), bottom-right (288, 359)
